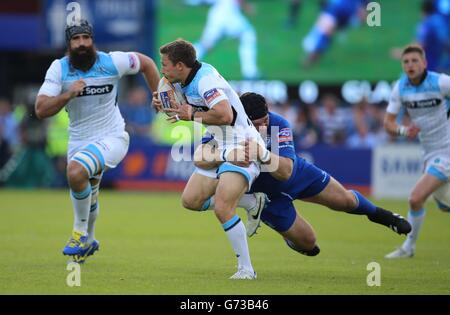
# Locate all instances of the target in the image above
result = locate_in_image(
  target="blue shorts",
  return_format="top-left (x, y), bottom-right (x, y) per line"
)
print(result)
top-left (260, 162), bottom-right (331, 232)
top-left (261, 196), bottom-right (297, 233)
top-left (287, 161), bottom-right (331, 200)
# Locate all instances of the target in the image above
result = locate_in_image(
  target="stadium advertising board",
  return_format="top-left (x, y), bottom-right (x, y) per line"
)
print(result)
top-left (372, 144), bottom-right (423, 198)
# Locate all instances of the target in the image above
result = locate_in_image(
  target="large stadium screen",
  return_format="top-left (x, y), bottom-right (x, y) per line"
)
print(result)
top-left (158, 0), bottom-right (423, 83)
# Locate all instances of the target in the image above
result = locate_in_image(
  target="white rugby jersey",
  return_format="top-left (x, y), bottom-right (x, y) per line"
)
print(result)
top-left (387, 71), bottom-right (450, 159)
top-left (38, 51), bottom-right (141, 142)
top-left (181, 62), bottom-right (263, 148)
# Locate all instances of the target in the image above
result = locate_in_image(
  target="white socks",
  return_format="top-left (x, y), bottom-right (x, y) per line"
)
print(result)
top-left (222, 215), bottom-right (254, 272)
top-left (237, 194), bottom-right (257, 211)
top-left (86, 179), bottom-right (101, 244)
top-left (402, 208), bottom-right (425, 251)
top-left (70, 185), bottom-right (92, 235)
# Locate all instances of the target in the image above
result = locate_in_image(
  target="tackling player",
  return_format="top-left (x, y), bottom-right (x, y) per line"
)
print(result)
top-left (35, 20), bottom-right (160, 263)
top-left (191, 92), bottom-right (412, 257)
top-left (384, 44), bottom-right (450, 259)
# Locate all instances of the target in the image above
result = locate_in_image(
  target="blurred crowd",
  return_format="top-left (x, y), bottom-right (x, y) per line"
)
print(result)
top-left (0, 86), bottom-right (418, 187)
top-left (267, 93), bottom-right (416, 150)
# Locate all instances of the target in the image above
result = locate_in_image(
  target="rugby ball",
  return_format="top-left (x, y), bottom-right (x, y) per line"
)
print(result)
top-left (157, 77), bottom-right (186, 116)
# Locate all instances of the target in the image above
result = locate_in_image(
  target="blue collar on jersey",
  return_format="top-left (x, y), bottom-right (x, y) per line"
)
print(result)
top-left (182, 60), bottom-right (202, 87)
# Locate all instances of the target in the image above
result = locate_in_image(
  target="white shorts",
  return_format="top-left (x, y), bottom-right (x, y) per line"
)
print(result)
top-left (424, 153), bottom-right (450, 181)
top-left (68, 131), bottom-right (130, 171)
top-left (194, 161), bottom-right (260, 191)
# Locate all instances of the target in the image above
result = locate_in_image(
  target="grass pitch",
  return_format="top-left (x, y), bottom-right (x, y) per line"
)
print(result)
top-left (0, 189), bottom-right (449, 295)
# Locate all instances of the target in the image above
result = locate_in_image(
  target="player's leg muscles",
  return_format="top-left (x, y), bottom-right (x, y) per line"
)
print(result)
top-left (392, 174), bottom-right (445, 256)
top-left (181, 173), bottom-right (218, 211)
top-left (280, 213), bottom-right (318, 253)
top-left (214, 172), bottom-right (248, 222)
top-left (67, 160), bottom-right (90, 192)
top-left (409, 174), bottom-right (444, 211)
top-left (215, 171), bottom-right (255, 274)
top-left (302, 176), bottom-right (357, 212)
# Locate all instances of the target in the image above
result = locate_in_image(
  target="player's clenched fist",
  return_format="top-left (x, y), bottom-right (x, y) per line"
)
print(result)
top-left (68, 79), bottom-right (86, 98)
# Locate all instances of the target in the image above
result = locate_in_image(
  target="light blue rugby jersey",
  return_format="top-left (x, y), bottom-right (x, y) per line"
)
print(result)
top-left (387, 71), bottom-right (450, 159)
top-left (38, 51), bottom-right (140, 142)
top-left (181, 62), bottom-right (262, 148)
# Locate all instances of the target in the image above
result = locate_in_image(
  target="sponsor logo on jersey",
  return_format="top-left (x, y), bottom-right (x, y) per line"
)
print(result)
top-left (128, 54), bottom-right (137, 69)
top-left (78, 85), bottom-right (113, 97)
top-left (403, 98), bottom-right (441, 109)
top-left (203, 88), bottom-right (222, 105)
top-left (278, 128), bottom-right (293, 143)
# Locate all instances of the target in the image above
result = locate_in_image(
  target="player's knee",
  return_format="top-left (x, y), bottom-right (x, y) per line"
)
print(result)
top-left (345, 191), bottom-right (359, 209)
top-left (330, 192), bottom-right (356, 211)
top-left (181, 193), bottom-right (202, 211)
top-left (67, 161), bottom-right (89, 186)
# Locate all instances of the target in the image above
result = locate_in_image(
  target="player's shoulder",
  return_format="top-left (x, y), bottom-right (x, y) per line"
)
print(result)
top-left (91, 50), bottom-right (121, 75)
top-left (269, 111), bottom-right (291, 129)
top-left (423, 71), bottom-right (443, 90)
top-left (196, 63), bottom-right (225, 88)
top-left (46, 57), bottom-right (68, 80)
top-left (197, 62), bottom-right (221, 79)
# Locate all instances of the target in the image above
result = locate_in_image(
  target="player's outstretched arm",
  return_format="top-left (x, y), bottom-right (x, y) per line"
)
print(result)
top-left (267, 154), bottom-right (293, 181)
top-left (135, 52), bottom-right (160, 93)
top-left (35, 79), bottom-right (86, 120)
top-left (245, 139), bottom-right (293, 181)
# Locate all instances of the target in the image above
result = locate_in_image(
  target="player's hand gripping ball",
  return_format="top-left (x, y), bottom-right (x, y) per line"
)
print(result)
top-left (157, 77), bottom-right (187, 117)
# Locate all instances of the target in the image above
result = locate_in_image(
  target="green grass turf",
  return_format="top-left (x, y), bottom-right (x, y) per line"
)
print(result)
top-left (158, 0), bottom-right (421, 83)
top-left (0, 189), bottom-right (449, 294)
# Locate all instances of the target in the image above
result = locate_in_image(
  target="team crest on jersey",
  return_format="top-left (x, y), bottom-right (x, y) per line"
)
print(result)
top-left (278, 128), bottom-right (293, 143)
top-left (203, 88), bottom-right (221, 105)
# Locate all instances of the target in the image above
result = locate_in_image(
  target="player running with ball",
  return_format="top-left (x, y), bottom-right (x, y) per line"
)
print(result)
top-left (154, 39), bottom-right (268, 279)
